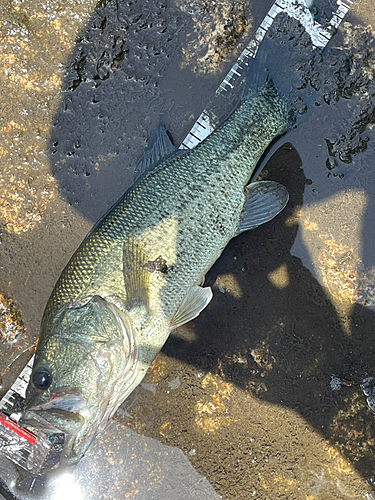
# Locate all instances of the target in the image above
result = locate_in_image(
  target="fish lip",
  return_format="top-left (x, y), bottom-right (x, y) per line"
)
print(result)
top-left (27, 386), bottom-right (86, 413)
top-left (19, 400), bottom-right (86, 436)
top-left (20, 407), bottom-right (84, 427)
top-left (19, 409), bottom-right (62, 434)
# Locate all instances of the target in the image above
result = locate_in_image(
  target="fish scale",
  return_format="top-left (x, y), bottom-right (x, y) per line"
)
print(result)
top-left (21, 83), bottom-right (291, 466)
top-left (45, 87), bottom-right (288, 327)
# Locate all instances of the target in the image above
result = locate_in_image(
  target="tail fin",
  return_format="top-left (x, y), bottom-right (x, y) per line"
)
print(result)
top-left (240, 41), bottom-right (275, 101)
top-left (241, 12), bottom-right (317, 123)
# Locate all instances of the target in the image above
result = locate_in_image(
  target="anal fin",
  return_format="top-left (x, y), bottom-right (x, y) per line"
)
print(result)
top-left (235, 180), bottom-right (289, 236)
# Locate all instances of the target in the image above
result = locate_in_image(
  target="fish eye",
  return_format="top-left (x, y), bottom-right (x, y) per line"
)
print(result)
top-left (32, 368), bottom-right (52, 390)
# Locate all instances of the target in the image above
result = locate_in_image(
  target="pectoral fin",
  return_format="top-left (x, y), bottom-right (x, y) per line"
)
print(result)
top-left (170, 286), bottom-right (213, 331)
top-left (123, 235), bottom-right (150, 311)
top-left (235, 180), bottom-right (289, 236)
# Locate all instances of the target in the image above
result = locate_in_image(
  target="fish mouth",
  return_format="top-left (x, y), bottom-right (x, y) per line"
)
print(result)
top-left (20, 386), bottom-right (86, 432)
top-left (19, 407), bottom-right (85, 434)
top-left (19, 386), bottom-right (90, 466)
top-left (20, 384), bottom-right (114, 467)
top-left (28, 386), bottom-right (85, 413)
top-left (19, 407), bottom-right (89, 467)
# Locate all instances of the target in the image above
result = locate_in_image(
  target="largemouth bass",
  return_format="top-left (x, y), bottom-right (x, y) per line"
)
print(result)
top-left (20, 80), bottom-right (291, 466)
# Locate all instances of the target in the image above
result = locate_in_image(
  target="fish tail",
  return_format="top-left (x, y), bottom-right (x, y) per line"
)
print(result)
top-left (241, 36), bottom-right (273, 101)
top-left (241, 64), bottom-right (294, 132)
top-left (241, 20), bottom-right (315, 127)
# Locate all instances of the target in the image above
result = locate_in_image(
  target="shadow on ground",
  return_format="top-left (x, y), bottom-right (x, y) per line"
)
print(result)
top-left (161, 141), bottom-right (375, 478)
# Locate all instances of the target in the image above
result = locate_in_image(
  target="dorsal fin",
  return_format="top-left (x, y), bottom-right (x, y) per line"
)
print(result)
top-left (86, 127), bottom-right (180, 238)
top-left (133, 124), bottom-right (177, 183)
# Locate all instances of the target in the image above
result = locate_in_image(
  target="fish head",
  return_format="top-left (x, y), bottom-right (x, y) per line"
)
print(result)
top-left (20, 295), bottom-right (139, 466)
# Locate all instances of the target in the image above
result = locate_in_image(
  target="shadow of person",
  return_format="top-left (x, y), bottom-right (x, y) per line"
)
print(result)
top-left (158, 142), bottom-right (375, 481)
top-left (48, 0), bottom-right (225, 224)
top-left (1, 0), bottom-right (374, 496)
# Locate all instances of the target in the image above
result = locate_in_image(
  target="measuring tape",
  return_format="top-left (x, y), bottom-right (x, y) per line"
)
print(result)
top-left (0, 0), bottom-right (354, 475)
top-left (0, 355), bottom-right (64, 475)
top-left (0, 357), bottom-right (36, 471)
top-left (179, 0), bottom-right (354, 150)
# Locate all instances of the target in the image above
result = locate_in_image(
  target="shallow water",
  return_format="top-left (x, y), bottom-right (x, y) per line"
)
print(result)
top-left (1, 0), bottom-right (375, 498)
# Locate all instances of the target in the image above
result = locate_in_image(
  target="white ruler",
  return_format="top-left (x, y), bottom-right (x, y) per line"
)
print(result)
top-left (179, 0), bottom-right (354, 150)
top-left (0, 356), bottom-right (34, 419)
